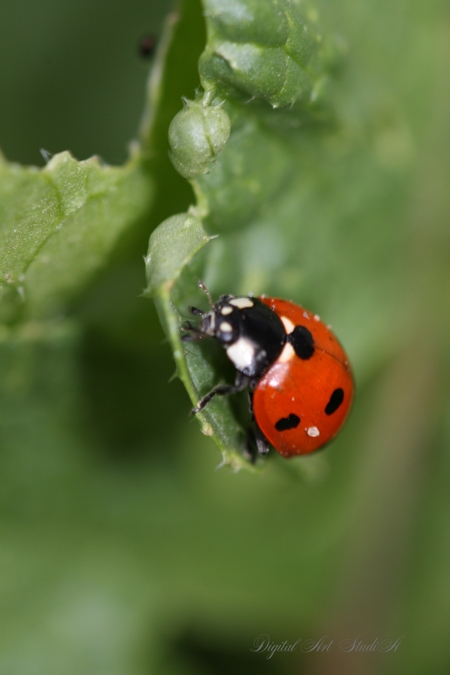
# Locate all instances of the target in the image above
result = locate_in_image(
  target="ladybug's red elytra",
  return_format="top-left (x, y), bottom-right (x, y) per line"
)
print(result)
top-left (182, 284), bottom-right (354, 459)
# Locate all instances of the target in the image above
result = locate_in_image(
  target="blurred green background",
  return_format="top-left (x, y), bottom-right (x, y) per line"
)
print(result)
top-left (1, 0), bottom-right (450, 674)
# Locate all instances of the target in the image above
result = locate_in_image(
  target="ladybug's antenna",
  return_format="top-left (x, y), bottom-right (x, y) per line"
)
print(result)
top-left (198, 280), bottom-right (214, 308)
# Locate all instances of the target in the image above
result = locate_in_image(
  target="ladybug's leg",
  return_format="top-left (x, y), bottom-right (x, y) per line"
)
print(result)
top-left (254, 424), bottom-right (270, 456)
top-left (243, 390), bottom-right (270, 460)
top-left (180, 321), bottom-right (205, 342)
top-left (243, 422), bottom-right (270, 462)
top-left (192, 372), bottom-right (250, 414)
top-left (243, 428), bottom-right (257, 463)
top-left (188, 306), bottom-right (204, 316)
top-left (181, 304), bottom-right (208, 341)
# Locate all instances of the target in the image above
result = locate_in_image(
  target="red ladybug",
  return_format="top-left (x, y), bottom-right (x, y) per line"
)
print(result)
top-left (182, 283), bottom-right (353, 459)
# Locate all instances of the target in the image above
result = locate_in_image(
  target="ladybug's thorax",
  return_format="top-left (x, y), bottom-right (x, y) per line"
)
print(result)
top-left (205, 296), bottom-right (286, 379)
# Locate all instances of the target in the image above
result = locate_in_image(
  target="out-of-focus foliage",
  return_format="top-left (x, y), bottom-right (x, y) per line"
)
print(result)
top-left (0, 152), bottom-right (150, 320)
top-left (1, 0), bottom-right (450, 674)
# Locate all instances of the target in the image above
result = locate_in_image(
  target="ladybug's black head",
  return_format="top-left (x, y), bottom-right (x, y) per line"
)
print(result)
top-left (200, 295), bottom-right (250, 345)
top-left (186, 294), bottom-right (286, 379)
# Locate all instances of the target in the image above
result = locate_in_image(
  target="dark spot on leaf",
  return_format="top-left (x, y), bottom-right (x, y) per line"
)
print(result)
top-left (139, 34), bottom-right (156, 58)
top-left (275, 413), bottom-right (300, 431)
top-left (325, 388), bottom-right (344, 415)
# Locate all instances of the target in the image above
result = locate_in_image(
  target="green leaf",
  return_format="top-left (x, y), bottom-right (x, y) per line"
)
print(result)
top-left (145, 212), bottom-right (251, 470)
top-left (0, 151), bottom-right (152, 321)
top-left (2, 0), bottom-right (450, 671)
top-left (147, 0), bottom-right (415, 471)
top-left (145, 212), bottom-right (211, 294)
top-left (199, 0), bottom-right (336, 110)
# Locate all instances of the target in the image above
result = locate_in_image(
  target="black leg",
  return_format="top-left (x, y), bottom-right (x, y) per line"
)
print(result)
top-left (244, 422), bottom-right (270, 462)
top-left (192, 372), bottom-right (250, 413)
top-left (180, 321), bottom-right (205, 342)
top-left (189, 306), bottom-right (204, 316)
top-left (243, 428), bottom-right (257, 463)
top-left (248, 391), bottom-right (254, 417)
top-left (181, 320), bottom-right (199, 332)
top-left (255, 424), bottom-right (270, 456)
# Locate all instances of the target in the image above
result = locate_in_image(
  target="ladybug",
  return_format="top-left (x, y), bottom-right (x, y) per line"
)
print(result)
top-left (182, 283), bottom-right (353, 459)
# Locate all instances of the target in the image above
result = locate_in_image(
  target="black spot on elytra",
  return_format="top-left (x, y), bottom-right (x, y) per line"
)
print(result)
top-left (325, 388), bottom-right (344, 415)
top-left (287, 325), bottom-right (315, 360)
top-left (275, 413), bottom-right (300, 431)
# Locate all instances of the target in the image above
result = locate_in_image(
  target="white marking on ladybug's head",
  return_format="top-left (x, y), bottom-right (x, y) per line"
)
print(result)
top-left (220, 321), bottom-right (233, 332)
top-left (226, 338), bottom-right (256, 371)
top-left (280, 316), bottom-right (295, 334)
top-left (314, 314), bottom-right (320, 321)
top-left (229, 297), bottom-right (254, 309)
top-left (278, 342), bottom-right (295, 362)
top-left (307, 426), bottom-right (320, 437)
top-left (221, 306), bottom-right (233, 315)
